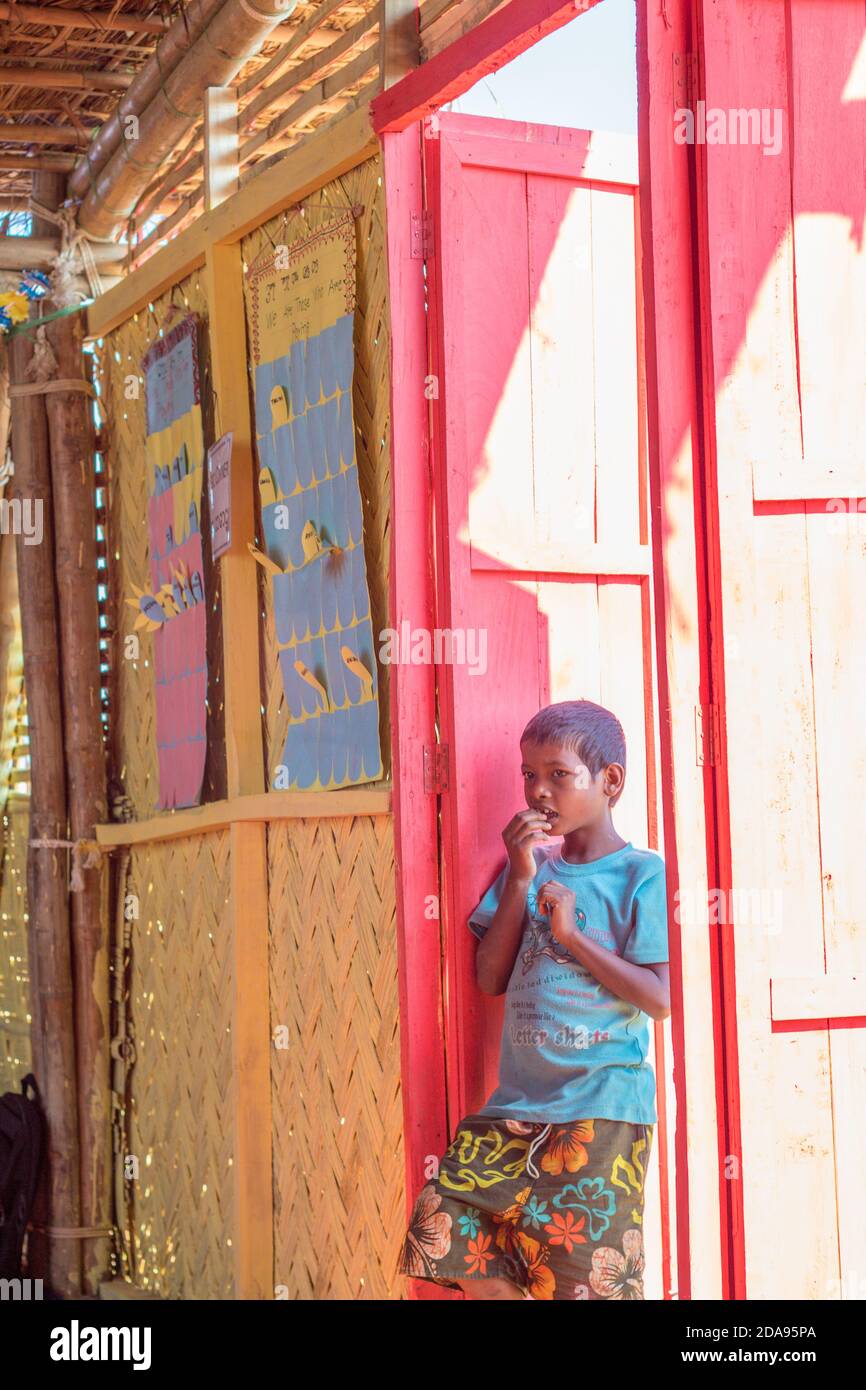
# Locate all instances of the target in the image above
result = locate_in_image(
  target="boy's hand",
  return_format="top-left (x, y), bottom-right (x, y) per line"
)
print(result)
top-left (537, 880), bottom-right (579, 947)
top-left (502, 809), bottom-right (555, 883)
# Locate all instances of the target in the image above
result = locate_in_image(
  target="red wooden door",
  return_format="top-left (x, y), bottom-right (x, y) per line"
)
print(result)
top-left (690, 0), bottom-right (866, 1300)
top-left (424, 112), bottom-right (673, 1297)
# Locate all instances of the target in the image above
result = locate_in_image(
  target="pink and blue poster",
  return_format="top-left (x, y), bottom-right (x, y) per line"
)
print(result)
top-left (139, 314), bottom-right (208, 809)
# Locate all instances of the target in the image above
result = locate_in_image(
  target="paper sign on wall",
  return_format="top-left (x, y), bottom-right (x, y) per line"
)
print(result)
top-left (246, 211), bottom-right (382, 791)
top-left (136, 314), bottom-right (208, 810)
top-left (208, 431), bottom-right (233, 560)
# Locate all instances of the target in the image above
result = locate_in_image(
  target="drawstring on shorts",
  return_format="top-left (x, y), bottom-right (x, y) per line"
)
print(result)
top-left (525, 1122), bottom-right (552, 1179)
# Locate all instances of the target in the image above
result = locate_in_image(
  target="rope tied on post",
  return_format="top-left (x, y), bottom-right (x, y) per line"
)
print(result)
top-left (28, 835), bottom-right (106, 892)
top-left (28, 197), bottom-right (117, 306)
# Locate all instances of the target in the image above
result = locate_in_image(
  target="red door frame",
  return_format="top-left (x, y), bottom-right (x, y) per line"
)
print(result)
top-left (377, 0), bottom-right (733, 1301)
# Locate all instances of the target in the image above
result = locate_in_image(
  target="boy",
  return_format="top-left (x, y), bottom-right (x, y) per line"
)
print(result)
top-left (399, 699), bottom-right (670, 1301)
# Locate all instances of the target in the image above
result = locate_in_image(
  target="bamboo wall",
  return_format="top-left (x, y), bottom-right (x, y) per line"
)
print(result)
top-left (123, 833), bottom-right (235, 1298)
top-left (96, 152), bottom-right (404, 1299)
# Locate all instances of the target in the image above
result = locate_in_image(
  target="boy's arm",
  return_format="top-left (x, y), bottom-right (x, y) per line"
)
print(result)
top-left (475, 868), bottom-right (532, 995)
top-left (560, 935), bottom-right (671, 1020)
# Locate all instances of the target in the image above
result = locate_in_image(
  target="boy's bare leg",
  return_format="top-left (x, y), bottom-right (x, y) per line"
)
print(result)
top-left (455, 1277), bottom-right (529, 1301)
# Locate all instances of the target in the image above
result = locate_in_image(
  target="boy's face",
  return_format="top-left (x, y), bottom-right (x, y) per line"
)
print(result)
top-left (520, 738), bottom-right (622, 834)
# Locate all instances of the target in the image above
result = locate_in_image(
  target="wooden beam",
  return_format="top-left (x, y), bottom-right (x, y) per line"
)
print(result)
top-left (0, 65), bottom-right (133, 90)
top-left (203, 87), bottom-right (239, 212)
top-left (86, 102), bottom-right (378, 337)
top-left (371, 0), bottom-right (602, 132)
top-left (203, 242), bottom-right (263, 798)
top-left (241, 8), bottom-right (379, 131)
top-left (636, 0), bottom-right (722, 1302)
top-left (380, 121), bottom-right (450, 1299)
top-left (0, 122), bottom-right (94, 146)
top-left (0, 2), bottom-right (166, 34)
top-left (94, 787), bottom-right (393, 846)
top-left (227, 820), bottom-right (273, 1299)
top-left (469, 540), bottom-right (652, 576)
top-left (0, 153), bottom-right (75, 171)
top-left (421, 0), bottom-right (509, 63)
top-left (239, 0), bottom-right (347, 99)
top-left (771, 976), bottom-right (866, 1024)
top-left (238, 48), bottom-right (377, 164)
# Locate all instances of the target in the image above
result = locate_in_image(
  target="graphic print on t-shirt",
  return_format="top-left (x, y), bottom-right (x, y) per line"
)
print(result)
top-left (519, 909), bottom-right (586, 975)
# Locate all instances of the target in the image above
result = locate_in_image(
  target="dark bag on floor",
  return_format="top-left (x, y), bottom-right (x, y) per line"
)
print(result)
top-left (0, 1073), bottom-right (44, 1278)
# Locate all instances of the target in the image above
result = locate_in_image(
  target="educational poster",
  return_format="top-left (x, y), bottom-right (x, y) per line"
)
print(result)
top-left (135, 314), bottom-right (208, 810)
top-left (246, 211), bottom-right (382, 791)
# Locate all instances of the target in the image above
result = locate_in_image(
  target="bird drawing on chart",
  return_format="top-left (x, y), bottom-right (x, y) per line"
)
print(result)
top-left (269, 384), bottom-right (290, 430)
top-left (294, 659), bottom-right (330, 713)
top-left (259, 466), bottom-right (278, 508)
top-left (301, 519), bottom-right (324, 561)
top-left (246, 543), bottom-right (283, 577)
top-left (247, 517), bottom-right (347, 579)
top-left (340, 647), bottom-right (373, 698)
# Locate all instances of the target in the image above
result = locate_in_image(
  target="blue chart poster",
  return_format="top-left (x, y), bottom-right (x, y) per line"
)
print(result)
top-left (246, 211), bottom-right (382, 791)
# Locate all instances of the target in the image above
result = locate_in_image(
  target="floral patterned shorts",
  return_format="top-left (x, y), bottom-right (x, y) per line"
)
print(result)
top-left (399, 1114), bottom-right (654, 1301)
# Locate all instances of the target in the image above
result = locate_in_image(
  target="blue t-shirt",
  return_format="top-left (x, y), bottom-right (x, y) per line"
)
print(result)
top-left (467, 841), bottom-right (668, 1125)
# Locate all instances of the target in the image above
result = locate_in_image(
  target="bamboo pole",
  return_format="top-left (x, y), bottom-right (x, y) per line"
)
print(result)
top-left (42, 300), bottom-right (111, 1295)
top-left (77, 0), bottom-right (300, 238)
top-left (0, 66), bottom-right (134, 91)
top-left (0, 123), bottom-right (94, 147)
top-left (66, 0), bottom-right (229, 204)
top-left (0, 3), bottom-right (166, 33)
top-left (7, 313), bottom-right (82, 1301)
top-left (0, 154), bottom-right (76, 172)
top-left (0, 238), bottom-right (126, 269)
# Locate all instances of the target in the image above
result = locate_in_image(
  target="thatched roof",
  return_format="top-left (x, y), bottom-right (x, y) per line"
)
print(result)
top-left (0, 0), bottom-right (380, 239)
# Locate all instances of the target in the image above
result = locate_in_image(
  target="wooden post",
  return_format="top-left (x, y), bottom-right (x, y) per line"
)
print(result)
top-left (380, 0), bottom-right (420, 90)
top-left (203, 240), bottom-right (273, 1298)
top-left (381, 122), bottom-right (451, 1299)
top-left (203, 88), bottom-right (239, 213)
top-left (43, 302), bottom-right (111, 1296)
top-left (8, 327), bottom-right (82, 1298)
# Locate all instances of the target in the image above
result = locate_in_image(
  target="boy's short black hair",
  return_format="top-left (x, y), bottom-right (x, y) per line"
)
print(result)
top-left (520, 699), bottom-right (627, 781)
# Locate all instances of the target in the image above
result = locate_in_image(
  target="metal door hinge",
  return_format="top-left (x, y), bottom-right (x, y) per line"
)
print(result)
top-left (695, 704), bottom-right (720, 768)
top-left (423, 742), bottom-right (449, 793)
top-left (673, 52), bottom-right (697, 110)
top-left (410, 209), bottom-right (434, 260)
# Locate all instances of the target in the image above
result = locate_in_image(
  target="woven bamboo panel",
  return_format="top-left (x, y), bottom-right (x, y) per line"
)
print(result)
top-left (267, 814), bottom-right (405, 1299)
top-left (96, 272), bottom-right (226, 819)
top-left (0, 799), bottom-right (31, 1094)
top-left (240, 153), bottom-right (392, 789)
top-left (123, 831), bottom-right (235, 1298)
